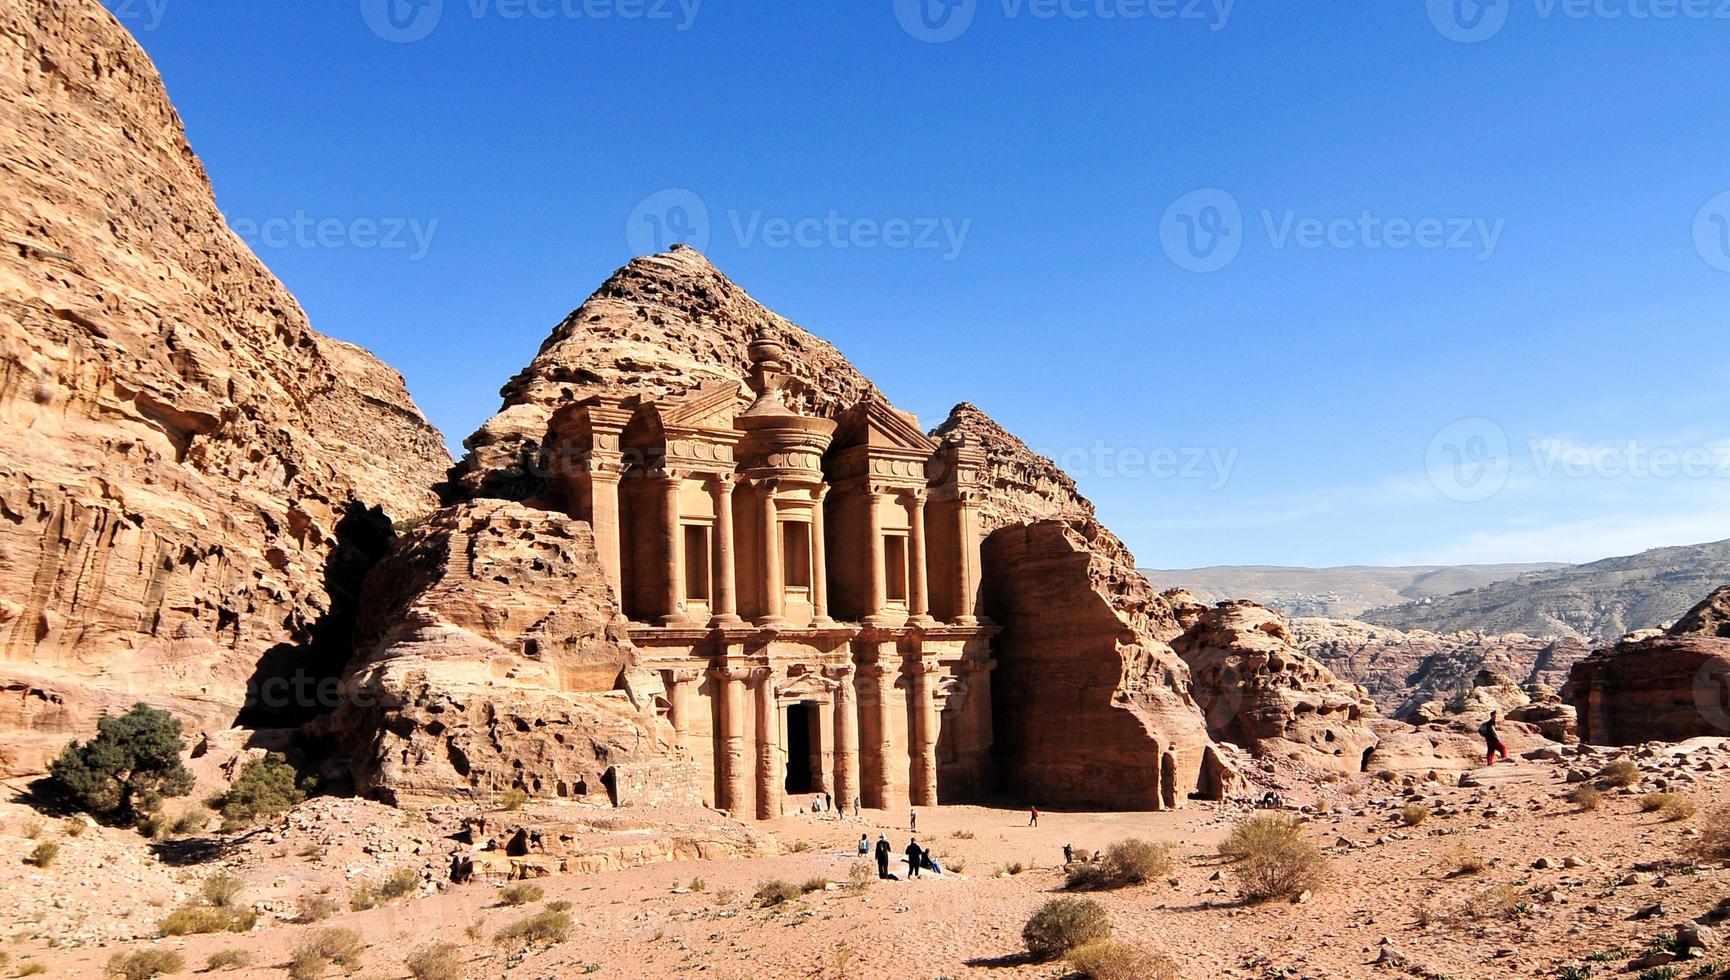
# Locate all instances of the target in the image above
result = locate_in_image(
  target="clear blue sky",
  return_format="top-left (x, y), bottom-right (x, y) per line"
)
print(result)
top-left (112, 0), bottom-right (1730, 569)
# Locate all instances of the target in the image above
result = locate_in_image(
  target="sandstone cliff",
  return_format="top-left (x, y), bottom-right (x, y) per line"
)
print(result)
top-left (1565, 587), bottom-right (1730, 745)
top-left (1168, 597), bottom-right (1380, 774)
top-left (0, 0), bottom-right (451, 774)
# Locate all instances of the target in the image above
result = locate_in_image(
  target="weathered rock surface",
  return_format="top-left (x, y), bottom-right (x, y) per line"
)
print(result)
top-left (0, 0), bottom-right (449, 774)
top-left (1565, 587), bottom-right (1730, 745)
top-left (1293, 617), bottom-right (1590, 719)
top-left (1168, 597), bottom-right (1380, 774)
top-left (319, 501), bottom-right (668, 804)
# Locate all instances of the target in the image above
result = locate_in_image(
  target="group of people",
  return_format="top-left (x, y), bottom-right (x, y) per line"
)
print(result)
top-left (861, 832), bottom-right (943, 879)
top-left (810, 793), bottom-right (863, 820)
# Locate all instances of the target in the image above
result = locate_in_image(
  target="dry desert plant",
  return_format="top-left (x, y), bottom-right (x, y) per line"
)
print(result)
top-left (1398, 803), bottom-right (1430, 827)
top-left (25, 841), bottom-right (58, 869)
top-left (1023, 897), bottom-right (1112, 961)
top-left (289, 928), bottom-right (365, 980)
top-left (1598, 759), bottom-right (1640, 787)
top-left (1222, 813), bottom-right (1329, 902)
top-left (1688, 806), bottom-right (1730, 861)
top-left (1567, 784), bottom-right (1604, 811)
top-left (1066, 839), bottom-right (1174, 890)
top-left (497, 883), bottom-right (543, 907)
top-left (105, 950), bottom-right (184, 979)
top-left (1441, 843), bottom-right (1486, 876)
top-left (493, 909), bottom-right (572, 947)
top-left (753, 880), bottom-right (802, 907)
top-left (203, 949), bottom-right (251, 971)
top-left (1065, 940), bottom-right (1180, 980)
top-left (405, 942), bottom-right (465, 980)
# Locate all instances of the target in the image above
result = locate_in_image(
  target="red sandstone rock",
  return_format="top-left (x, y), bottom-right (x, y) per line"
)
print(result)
top-left (0, 0), bottom-right (450, 774)
top-left (1565, 589), bottom-right (1730, 745)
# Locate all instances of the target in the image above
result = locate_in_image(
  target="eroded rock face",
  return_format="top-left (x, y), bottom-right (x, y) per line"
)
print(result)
top-left (1565, 589), bottom-right (1730, 745)
top-left (0, 0), bottom-right (450, 774)
top-left (1169, 598), bottom-right (1380, 774)
top-left (319, 502), bottom-right (665, 804)
top-left (1293, 618), bottom-right (1591, 720)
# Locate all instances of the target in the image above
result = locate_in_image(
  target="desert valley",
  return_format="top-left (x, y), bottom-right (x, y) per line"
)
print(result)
top-left (5, 2), bottom-right (1730, 979)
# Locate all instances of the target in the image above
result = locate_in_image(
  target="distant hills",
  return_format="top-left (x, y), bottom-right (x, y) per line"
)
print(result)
top-left (1140, 563), bottom-right (1563, 620)
top-left (1145, 538), bottom-right (1730, 643)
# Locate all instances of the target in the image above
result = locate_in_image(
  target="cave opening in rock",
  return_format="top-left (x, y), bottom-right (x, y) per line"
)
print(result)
top-left (785, 701), bottom-right (817, 795)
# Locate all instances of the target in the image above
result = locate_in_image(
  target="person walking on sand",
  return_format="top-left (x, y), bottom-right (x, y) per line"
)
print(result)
top-left (858, 834), bottom-right (870, 856)
top-left (1029, 805), bottom-right (1039, 827)
top-left (1062, 843), bottom-right (1073, 866)
top-left (905, 838), bottom-right (923, 878)
top-left (874, 834), bottom-right (892, 879)
top-left (910, 809), bottom-right (918, 833)
top-left (853, 797), bottom-right (862, 819)
top-left (1480, 711), bottom-right (1509, 766)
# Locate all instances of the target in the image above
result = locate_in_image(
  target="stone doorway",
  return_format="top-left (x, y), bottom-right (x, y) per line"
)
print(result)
top-left (785, 701), bottom-right (818, 795)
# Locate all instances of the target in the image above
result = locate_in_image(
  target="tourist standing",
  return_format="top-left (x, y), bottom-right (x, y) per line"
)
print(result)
top-left (905, 838), bottom-right (923, 878)
top-left (874, 834), bottom-right (892, 879)
top-left (1481, 711), bottom-right (1509, 766)
top-left (909, 809), bottom-right (918, 832)
top-left (1062, 843), bottom-right (1073, 866)
top-left (1029, 805), bottom-right (1039, 827)
top-left (858, 834), bottom-right (870, 856)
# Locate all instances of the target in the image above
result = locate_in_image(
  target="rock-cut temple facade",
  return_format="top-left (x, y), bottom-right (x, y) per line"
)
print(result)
top-left (544, 330), bottom-right (995, 818)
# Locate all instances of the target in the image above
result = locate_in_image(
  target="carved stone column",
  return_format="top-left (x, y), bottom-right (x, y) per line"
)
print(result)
top-left (709, 475), bottom-right (742, 626)
top-left (754, 669), bottom-right (782, 820)
top-left (810, 488), bottom-right (833, 626)
top-left (864, 489), bottom-right (889, 626)
top-left (858, 659), bottom-right (898, 810)
top-left (759, 480), bottom-right (784, 627)
top-left (825, 664), bottom-right (859, 812)
top-left (664, 667), bottom-right (703, 753)
top-left (953, 489), bottom-right (981, 627)
top-left (908, 658), bottom-right (939, 807)
top-left (659, 470), bottom-right (686, 626)
top-left (903, 491), bottom-right (932, 626)
top-left (713, 666), bottom-right (750, 815)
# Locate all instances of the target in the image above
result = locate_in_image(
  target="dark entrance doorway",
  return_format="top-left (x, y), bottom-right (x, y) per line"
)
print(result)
top-left (785, 701), bottom-right (817, 794)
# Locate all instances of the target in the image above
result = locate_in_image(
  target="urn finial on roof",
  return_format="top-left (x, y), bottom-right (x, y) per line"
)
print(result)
top-left (743, 325), bottom-right (793, 417)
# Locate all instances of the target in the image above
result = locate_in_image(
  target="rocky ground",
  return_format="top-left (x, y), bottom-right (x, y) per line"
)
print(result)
top-left (8, 741), bottom-right (1730, 978)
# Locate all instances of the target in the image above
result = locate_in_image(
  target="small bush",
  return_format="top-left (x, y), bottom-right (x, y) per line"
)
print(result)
top-left (136, 813), bottom-right (168, 840)
top-left (158, 904), bottom-right (256, 936)
top-left (105, 950), bottom-right (185, 979)
top-left (22, 819), bottom-right (43, 839)
top-left (787, 840), bottom-right (813, 854)
top-left (296, 893), bottom-right (339, 923)
top-left (465, 917), bottom-right (487, 940)
top-left (1398, 803), bottom-right (1430, 827)
top-left (201, 872), bottom-right (244, 908)
top-left (1691, 806), bottom-right (1730, 861)
top-left (1065, 940), bottom-right (1179, 980)
top-left (289, 928), bottom-right (365, 980)
top-left (204, 949), bottom-right (251, 971)
top-left (799, 877), bottom-right (828, 894)
top-left (1023, 897), bottom-right (1112, 960)
top-left (1568, 785), bottom-right (1604, 811)
top-left (1642, 793), bottom-right (1675, 813)
top-left (17, 962), bottom-right (46, 976)
top-left (547, 900), bottom-right (572, 913)
top-left (498, 788), bottom-right (529, 811)
top-left (206, 753), bottom-right (306, 828)
top-left (169, 810), bottom-right (208, 836)
top-left (62, 819), bottom-right (87, 838)
top-left (26, 841), bottom-right (59, 868)
top-left (1598, 759), bottom-right (1640, 788)
top-left (688, 877), bottom-right (706, 893)
top-left (1223, 814), bottom-right (1329, 903)
top-left (50, 703), bottom-right (193, 820)
top-left (1442, 844), bottom-right (1486, 876)
top-left (846, 861), bottom-right (874, 893)
top-left (1479, 883), bottom-right (1530, 922)
top-left (951, 829), bottom-right (976, 840)
top-left (498, 883), bottom-right (543, 907)
top-left (378, 868), bottom-right (421, 901)
top-left (754, 880), bottom-right (802, 907)
top-left (349, 882), bottom-right (377, 911)
top-left (1636, 967), bottom-right (1680, 980)
top-left (1090, 839), bottom-right (1173, 887)
top-left (1662, 796), bottom-right (1698, 823)
top-left (406, 942), bottom-right (465, 980)
top-left (494, 909), bottom-right (572, 947)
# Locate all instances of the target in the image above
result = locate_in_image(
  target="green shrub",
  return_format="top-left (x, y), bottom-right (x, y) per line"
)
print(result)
top-left (169, 810), bottom-right (208, 836)
top-left (754, 880), bottom-right (802, 907)
top-left (26, 841), bottom-right (59, 868)
top-left (203, 949), bottom-right (251, 971)
top-left (1066, 940), bottom-right (1179, 980)
top-left (498, 788), bottom-right (529, 811)
top-left (494, 909), bottom-right (572, 946)
top-left (1223, 814), bottom-right (1329, 902)
top-left (289, 928), bottom-right (365, 980)
top-left (1598, 759), bottom-right (1640, 788)
top-left (158, 904), bottom-right (256, 936)
top-left (1067, 839), bottom-right (1173, 890)
top-left (498, 883), bottom-right (543, 907)
top-left (206, 754), bottom-right (305, 828)
top-left (379, 868), bottom-right (421, 901)
top-left (1023, 897), bottom-right (1112, 960)
top-left (50, 704), bottom-right (193, 819)
top-left (405, 942), bottom-right (464, 980)
top-left (104, 950), bottom-right (184, 979)
top-left (200, 873), bottom-right (244, 908)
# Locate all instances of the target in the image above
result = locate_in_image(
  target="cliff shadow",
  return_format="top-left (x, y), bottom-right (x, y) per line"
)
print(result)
top-left (236, 499), bottom-right (396, 729)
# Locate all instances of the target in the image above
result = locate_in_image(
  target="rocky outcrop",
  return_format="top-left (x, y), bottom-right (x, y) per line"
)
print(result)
top-left (318, 502), bottom-right (666, 804)
top-left (1168, 597), bottom-right (1380, 774)
top-left (0, 0), bottom-right (450, 774)
top-left (1293, 618), bottom-right (1591, 720)
top-left (1565, 587), bottom-right (1730, 745)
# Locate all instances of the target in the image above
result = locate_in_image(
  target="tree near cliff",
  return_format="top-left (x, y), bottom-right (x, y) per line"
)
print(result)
top-left (49, 704), bottom-right (193, 820)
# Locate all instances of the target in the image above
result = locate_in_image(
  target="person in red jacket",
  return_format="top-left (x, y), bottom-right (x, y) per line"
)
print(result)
top-left (1029, 805), bottom-right (1039, 827)
top-left (1481, 712), bottom-right (1509, 766)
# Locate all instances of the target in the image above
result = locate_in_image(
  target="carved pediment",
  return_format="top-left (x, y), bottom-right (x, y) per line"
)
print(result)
top-left (831, 391), bottom-right (937, 454)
